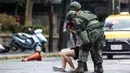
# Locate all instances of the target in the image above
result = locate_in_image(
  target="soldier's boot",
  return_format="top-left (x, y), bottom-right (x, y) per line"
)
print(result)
top-left (73, 60), bottom-right (84, 73)
top-left (94, 63), bottom-right (97, 72)
top-left (96, 63), bottom-right (103, 73)
top-left (83, 62), bottom-right (88, 71)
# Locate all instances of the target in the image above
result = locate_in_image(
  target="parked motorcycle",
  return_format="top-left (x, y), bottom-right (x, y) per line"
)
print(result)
top-left (9, 28), bottom-right (48, 52)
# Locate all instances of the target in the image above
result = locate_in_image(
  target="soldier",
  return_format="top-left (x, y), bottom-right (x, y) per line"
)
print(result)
top-left (66, 2), bottom-right (104, 73)
top-left (69, 1), bottom-right (104, 73)
top-left (68, 2), bottom-right (88, 72)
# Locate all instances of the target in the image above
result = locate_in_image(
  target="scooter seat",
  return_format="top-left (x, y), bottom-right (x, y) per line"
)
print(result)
top-left (18, 33), bottom-right (32, 38)
top-left (15, 35), bottom-right (27, 40)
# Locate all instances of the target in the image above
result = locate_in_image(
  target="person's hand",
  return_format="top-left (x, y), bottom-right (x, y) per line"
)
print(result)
top-left (68, 25), bottom-right (76, 34)
top-left (70, 29), bottom-right (76, 34)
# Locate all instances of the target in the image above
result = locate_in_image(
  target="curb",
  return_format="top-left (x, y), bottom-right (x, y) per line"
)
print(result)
top-left (0, 53), bottom-right (61, 60)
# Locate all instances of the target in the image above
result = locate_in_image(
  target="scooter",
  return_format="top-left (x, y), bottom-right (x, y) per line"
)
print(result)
top-left (9, 28), bottom-right (48, 52)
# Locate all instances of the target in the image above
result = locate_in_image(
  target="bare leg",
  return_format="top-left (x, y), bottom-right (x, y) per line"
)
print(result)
top-left (61, 55), bottom-right (67, 69)
top-left (60, 48), bottom-right (76, 69)
top-left (64, 55), bottom-right (75, 69)
top-left (52, 52), bottom-right (67, 72)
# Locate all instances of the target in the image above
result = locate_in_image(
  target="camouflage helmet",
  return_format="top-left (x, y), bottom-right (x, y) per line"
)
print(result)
top-left (69, 1), bottom-right (81, 11)
top-left (66, 10), bottom-right (76, 21)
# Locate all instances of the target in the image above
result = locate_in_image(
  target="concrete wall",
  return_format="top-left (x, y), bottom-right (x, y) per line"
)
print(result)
top-left (32, 12), bottom-right (59, 36)
top-left (32, 13), bottom-right (49, 25)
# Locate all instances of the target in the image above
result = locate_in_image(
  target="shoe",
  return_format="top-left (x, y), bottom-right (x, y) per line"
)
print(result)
top-left (94, 63), bottom-right (97, 72)
top-left (83, 62), bottom-right (88, 71)
top-left (52, 66), bottom-right (66, 72)
top-left (96, 63), bottom-right (103, 73)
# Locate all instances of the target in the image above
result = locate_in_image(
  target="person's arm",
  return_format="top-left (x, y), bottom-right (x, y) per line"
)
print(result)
top-left (75, 18), bottom-right (90, 44)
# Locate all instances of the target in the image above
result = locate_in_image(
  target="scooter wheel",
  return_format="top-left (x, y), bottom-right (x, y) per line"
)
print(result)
top-left (10, 45), bottom-right (18, 51)
top-left (4, 46), bottom-right (10, 52)
top-left (0, 46), bottom-right (10, 53)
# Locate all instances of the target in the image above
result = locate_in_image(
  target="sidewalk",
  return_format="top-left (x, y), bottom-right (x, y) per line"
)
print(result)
top-left (0, 51), bottom-right (60, 60)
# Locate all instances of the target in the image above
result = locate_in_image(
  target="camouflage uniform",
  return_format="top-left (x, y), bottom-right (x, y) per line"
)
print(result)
top-left (68, 2), bottom-right (104, 73)
top-left (67, 7), bottom-right (104, 73)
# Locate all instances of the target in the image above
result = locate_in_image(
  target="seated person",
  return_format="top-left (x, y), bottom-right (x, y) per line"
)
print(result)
top-left (52, 23), bottom-right (88, 72)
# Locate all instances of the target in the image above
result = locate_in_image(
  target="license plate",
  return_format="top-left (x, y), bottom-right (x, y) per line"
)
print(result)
top-left (111, 45), bottom-right (122, 50)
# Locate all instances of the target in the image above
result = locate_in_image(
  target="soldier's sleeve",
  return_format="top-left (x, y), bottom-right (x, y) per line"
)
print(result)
top-left (75, 18), bottom-right (90, 44)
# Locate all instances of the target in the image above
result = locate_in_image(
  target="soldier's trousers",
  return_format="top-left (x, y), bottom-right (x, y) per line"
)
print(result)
top-left (78, 38), bottom-right (103, 64)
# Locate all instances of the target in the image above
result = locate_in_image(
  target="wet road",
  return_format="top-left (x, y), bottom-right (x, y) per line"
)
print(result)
top-left (0, 56), bottom-right (130, 73)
